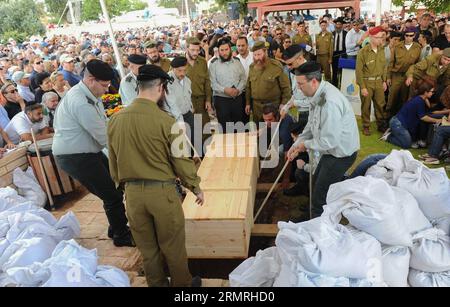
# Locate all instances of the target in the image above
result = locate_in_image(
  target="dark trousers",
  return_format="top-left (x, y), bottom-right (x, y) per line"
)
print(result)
top-left (332, 51), bottom-right (346, 87)
top-left (55, 152), bottom-right (128, 236)
top-left (311, 152), bottom-right (357, 218)
top-left (182, 111), bottom-right (195, 146)
top-left (214, 94), bottom-right (245, 133)
top-left (387, 116), bottom-right (412, 149)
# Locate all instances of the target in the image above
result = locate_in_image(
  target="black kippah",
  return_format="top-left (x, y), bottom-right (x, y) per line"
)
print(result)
top-left (282, 45), bottom-right (304, 61)
top-left (294, 61), bottom-right (322, 76)
top-left (170, 56), bottom-right (188, 68)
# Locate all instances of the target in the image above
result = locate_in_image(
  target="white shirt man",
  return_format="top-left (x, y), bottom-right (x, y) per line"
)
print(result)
top-left (345, 23), bottom-right (365, 57)
top-left (236, 37), bottom-right (254, 80)
top-left (4, 110), bottom-right (48, 144)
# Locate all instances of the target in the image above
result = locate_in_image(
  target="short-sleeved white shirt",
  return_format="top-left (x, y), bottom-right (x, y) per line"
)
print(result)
top-left (4, 111), bottom-right (47, 144)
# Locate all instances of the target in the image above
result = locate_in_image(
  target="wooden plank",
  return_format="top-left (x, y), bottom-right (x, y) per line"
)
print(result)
top-left (0, 147), bottom-right (27, 168)
top-left (251, 224), bottom-right (279, 237)
top-left (0, 163), bottom-right (28, 188)
top-left (5, 156), bottom-right (28, 172)
top-left (41, 155), bottom-right (62, 195)
top-left (58, 167), bottom-right (74, 194)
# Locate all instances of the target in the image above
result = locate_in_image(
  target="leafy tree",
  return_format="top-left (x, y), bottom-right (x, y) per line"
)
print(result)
top-left (45, 0), bottom-right (69, 23)
top-left (0, 0), bottom-right (45, 43)
top-left (392, 0), bottom-right (450, 14)
top-left (215, 0), bottom-right (248, 16)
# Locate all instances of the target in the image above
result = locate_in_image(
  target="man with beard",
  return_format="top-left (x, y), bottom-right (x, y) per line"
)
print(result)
top-left (4, 103), bottom-right (53, 144)
top-left (119, 54), bottom-right (147, 106)
top-left (185, 37), bottom-right (212, 138)
top-left (107, 64), bottom-right (204, 287)
top-left (53, 60), bottom-right (134, 248)
top-left (246, 41), bottom-right (291, 124)
top-left (144, 41), bottom-right (171, 73)
top-left (209, 38), bottom-right (246, 132)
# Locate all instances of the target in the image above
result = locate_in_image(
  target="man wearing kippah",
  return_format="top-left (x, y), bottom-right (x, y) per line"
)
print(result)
top-left (144, 40), bottom-right (171, 73)
top-left (53, 60), bottom-right (134, 247)
top-left (119, 54), bottom-right (147, 106)
top-left (287, 61), bottom-right (359, 219)
top-left (385, 27), bottom-right (421, 119)
top-left (356, 26), bottom-right (388, 136)
top-left (108, 64), bottom-right (203, 287)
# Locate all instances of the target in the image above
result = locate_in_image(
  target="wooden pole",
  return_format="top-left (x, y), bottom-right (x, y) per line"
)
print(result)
top-left (254, 159), bottom-right (289, 222)
top-left (30, 129), bottom-right (55, 210)
top-left (308, 150), bottom-right (313, 220)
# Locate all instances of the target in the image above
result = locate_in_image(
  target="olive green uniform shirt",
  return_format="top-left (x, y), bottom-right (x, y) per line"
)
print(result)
top-left (292, 33), bottom-right (312, 46)
top-left (315, 32), bottom-right (334, 58)
top-left (406, 54), bottom-right (450, 87)
top-left (356, 44), bottom-right (387, 90)
top-left (186, 56), bottom-right (212, 102)
top-left (387, 42), bottom-right (421, 79)
top-left (246, 58), bottom-right (292, 105)
top-left (107, 98), bottom-right (201, 194)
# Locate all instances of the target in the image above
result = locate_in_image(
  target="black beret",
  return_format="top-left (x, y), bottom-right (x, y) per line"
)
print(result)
top-left (171, 56), bottom-right (188, 68)
top-left (294, 61), bottom-right (322, 76)
top-left (137, 64), bottom-right (173, 83)
top-left (390, 31), bottom-right (403, 38)
top-left (35, 72), bottom-right (51, 86)
top-left (127, 54), bottom-right (147, 65)
top-left (319, 19), bottom-right (328, 25)
top-left (282, 45), bottom-right (304, 60)
top-left (86, 59), bottom-right (114, 81)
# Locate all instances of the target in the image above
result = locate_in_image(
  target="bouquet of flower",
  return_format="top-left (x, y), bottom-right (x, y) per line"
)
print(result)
top-left (102, 94), bottom-right (123, 117)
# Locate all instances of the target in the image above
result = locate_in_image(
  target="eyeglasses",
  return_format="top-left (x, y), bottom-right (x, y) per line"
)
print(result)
top-left (405, 34), bottom-right (415, 37)
top-left (95, 79), bottom-right (110, 88)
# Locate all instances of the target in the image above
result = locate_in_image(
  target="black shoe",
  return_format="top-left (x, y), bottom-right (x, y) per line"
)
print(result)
top-left (283, 184), bottom-right (303, 196)
top-left (191, 276), bottom-right (202, 287)
top-left (107, 225), bottom-right (113, 239)
top-left (113, 230), bottom-right (136, 247)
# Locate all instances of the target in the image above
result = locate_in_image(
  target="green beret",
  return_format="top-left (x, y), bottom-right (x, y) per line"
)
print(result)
top-left (251, 41), bottom-right (267, 52)
top-left (186, 37), bottom-right (201, 45)
top-left (443, 47), bottom-right (450, 58)
top-left (144, 40), bottom-right (157, 49)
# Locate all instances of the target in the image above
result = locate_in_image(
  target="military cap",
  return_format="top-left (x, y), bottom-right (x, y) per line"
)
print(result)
top-left (443, 48), bottom-right (450, 58)
top-left (369, 26), bottom-right (384, 36)
top-left (251, 41), bottom-right (267, 52)
top-left (86, 59), bottom-right (114, 81)
top-left (137, 64), bottom-right (174, 83)
top-left (294, 61), bottom-right (321, 76)
top-left (127, 54), bottom-right (147, 65)
top-left (171, 56), bottom-right (188, 68)
top-left (144, 40), bottom-right (157, 49)
top-left (404, 27), bottom-right (418, 34)
top-left (186, 37), bottom-right (201, 45)
top-left (282, 45), bottom-right (304, 60)
top-left (319, 19), bottom-right (328, 25)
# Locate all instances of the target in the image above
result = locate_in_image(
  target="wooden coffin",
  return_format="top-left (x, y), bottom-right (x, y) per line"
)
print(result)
top-left (182, 133), bottom-right (259, 259)
top-left (0, 147), bottom-right (29, 188)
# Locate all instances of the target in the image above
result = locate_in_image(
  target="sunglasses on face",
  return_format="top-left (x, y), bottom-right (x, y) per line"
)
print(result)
top-left (35, 61), bottom-right (43, 65)
top-left (405, 34), bottom-right (415, 37)
top-left (5, 89), bottom-right (17, 94)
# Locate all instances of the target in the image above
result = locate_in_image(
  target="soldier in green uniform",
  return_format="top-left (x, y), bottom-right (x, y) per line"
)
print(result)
top-left (185, 37), bottom-right (212, 139)
top-left (292, 21), bottom-right (312, 47)
top-left (385, 27), bottom-right (422, 119)
top-left (108, 64), bottom-right (204, 287)
top-left (405, 47), bottom-right (450, 98)
top-left (315, 20), bottom-right (334, 81)
top-left (246, 41), bottom-right (292, 124)
top-left (144, 40), bottom-right (171, 73)
top-left (356, 26), bottom-right (388, 136)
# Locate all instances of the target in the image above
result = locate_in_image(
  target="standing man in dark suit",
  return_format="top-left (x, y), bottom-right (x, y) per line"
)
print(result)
top-left (332, 17), bottom-right (347, 87)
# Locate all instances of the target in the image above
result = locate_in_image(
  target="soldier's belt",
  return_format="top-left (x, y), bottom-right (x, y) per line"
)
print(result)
top-left (126, 179), bottom-right (176, 187)
top-left (192, 95), bottom-right (206, 99)
top-left (253, 100), bottom-right (275, 104)
top-left (363, 77), bottom-right (382, 81)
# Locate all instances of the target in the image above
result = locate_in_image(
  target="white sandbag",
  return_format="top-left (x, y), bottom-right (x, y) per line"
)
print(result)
top-left (54, 212), bottom-right (81, 240)
top-left (409, 269), bottom-right (450, 287)
top-left (392, 187), bottom-right (432, 235)
top-left (0, 187), bottom-right (28, 212)
top-left (396, 161), bottom-right (450, 221)
top-left (41, 263), bottom-right (102, 287)
top-left (229, 247), bottom-right (280, 287)
top-left (273, 264), bottom-right (296, 287)
top-left (432, 216), bottom-right (450, 236)
top-left (0, 206), bottom-right (57, 227)
top-left (95, 265), bottom-right (131, 287)
top-left (0, 237), bottom-right (57, 272)
top-left (365, 150), bottom-right (414, 185)
top-left (275, 218), bottom-right (382, 279)
top-left (323, 177), bottom-right (412, 247)
top-left (297, 270), bottom-right (351, 287)
top-left (382, 245), bottom-right (410, 287)
top-left (410, 228), bottom-right (450, 273)
top-left (13, 167), bottom-right (47, 208)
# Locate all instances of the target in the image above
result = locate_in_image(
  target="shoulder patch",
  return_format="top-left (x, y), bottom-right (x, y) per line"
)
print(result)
top-left (210, 57), bottom-right (219, 64)
top-left (233, 57), bottom-right (240, 61)
top-left (269, 58), bottom-right (283, 69)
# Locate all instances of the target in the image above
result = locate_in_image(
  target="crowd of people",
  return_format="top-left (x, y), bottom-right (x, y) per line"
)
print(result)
top-left (0, 8), bottom-right (449, 287)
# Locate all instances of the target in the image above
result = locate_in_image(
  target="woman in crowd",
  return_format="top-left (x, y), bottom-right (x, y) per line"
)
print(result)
top-left (34, 72), bottom-right (59, 104)
top-left (0, 82), bottom-right (26, 119)
top-left (382, 79), bottom-right (442, 149)
top-left (50, 71), bottom-right (70, 98)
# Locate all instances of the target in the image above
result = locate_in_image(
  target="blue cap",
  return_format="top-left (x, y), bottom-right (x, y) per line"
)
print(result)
top-left (215, 28), bottom-right (225, 35)
top-left (40, 42), bottom-right (49, 48)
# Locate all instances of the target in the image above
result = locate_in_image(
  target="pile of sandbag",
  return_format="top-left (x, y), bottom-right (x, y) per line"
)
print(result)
top-left (230, 150), bottom-right (450, 287)
top-left (0, 187), bottom-right (130, 287)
